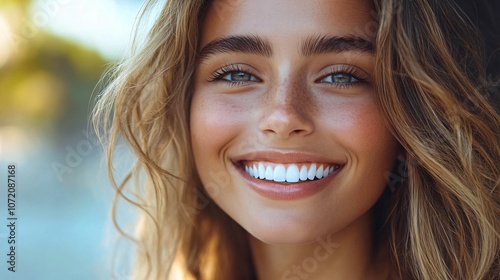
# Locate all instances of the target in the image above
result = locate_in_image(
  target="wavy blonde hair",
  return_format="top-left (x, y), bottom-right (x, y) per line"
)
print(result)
top-left (93, 0), bottom-right (500, 279)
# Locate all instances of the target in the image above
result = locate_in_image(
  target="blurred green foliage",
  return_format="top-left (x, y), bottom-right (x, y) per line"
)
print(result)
top-left (0, 0), bottom-right (109, 140)
top-left (0, 0), bottom-right (32, 7)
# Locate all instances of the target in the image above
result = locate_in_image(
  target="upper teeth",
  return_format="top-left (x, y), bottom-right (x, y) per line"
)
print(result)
top-left (243, 162), bottom-right (340, 183)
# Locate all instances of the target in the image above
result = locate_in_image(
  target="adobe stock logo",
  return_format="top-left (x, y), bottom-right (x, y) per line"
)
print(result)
top-left (51, 129), bottom-right (99, 182)
top-left (281, 234), bottom-right (340, 280)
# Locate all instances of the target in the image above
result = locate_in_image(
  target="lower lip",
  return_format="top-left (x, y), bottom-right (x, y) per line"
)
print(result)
top-left (235, 164), bottom-right (341, 200)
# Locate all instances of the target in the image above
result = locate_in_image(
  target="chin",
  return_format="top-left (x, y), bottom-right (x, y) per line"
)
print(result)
top-left (250, 229), bottom-right (320, 245)
top-left (241, 214), bottom-right (333, 245)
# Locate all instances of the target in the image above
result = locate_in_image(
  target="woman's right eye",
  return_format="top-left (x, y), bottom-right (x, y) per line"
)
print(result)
top-left (209, 65), bottom-right (261, 84)
top-left (220, 71), bottom-right (260, 82)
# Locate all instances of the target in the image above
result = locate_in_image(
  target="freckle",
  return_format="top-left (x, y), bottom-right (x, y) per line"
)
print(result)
top-left (231, 104), bottom-right (240, 112)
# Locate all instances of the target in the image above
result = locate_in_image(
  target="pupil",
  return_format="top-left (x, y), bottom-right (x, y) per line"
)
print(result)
top-left (232, 72), bottom-right (250, 81)
top-left (333, 73), bottom-right (351, 83)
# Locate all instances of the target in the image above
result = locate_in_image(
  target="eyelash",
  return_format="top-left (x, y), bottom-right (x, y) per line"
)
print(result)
top-left (208, 64), bottom-right (261, 86)
top-left (315, 65), bottom-right (369, 89)
top-left (208, 64), bottom-right (368, 89)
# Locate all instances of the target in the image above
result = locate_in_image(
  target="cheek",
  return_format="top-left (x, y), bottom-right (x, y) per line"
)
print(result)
top-left (190, 91), bottom-right (252, 181)
top-left (190, 87), bottom-right (263, 150)
top-left (190, 91), bottom-right (255, 208)
top-left (324, 97), bottom-right (396, 151)
top-left (191, 95), bottom-right (225, 137)
top-left (191, 93), bottom-right (238, 153)
top-left (321, 98), bottom-right (399, 181)
top-left (355, 104), bottom-right (397, 161)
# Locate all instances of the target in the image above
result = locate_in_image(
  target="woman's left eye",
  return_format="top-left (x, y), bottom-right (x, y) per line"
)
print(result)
top-left (320, 73), bottom-right (359, 84)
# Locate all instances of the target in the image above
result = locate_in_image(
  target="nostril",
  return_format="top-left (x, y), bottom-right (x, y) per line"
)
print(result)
top-left (258, 107), bottom-right (314, 138)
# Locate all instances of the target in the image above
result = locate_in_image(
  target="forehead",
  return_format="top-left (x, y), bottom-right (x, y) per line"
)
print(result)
top-left (201, 0), bottom-right (376, 46)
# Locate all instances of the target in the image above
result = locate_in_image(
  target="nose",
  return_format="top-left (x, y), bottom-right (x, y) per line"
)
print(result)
top-left (258, 79), bottom-right (314, 139)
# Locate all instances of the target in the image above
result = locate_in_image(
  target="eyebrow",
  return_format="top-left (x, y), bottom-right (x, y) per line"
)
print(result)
top-left (197, 34), bottom-right (374, 62)
top-left (301, 35), bottom-right (374, 56)
top-left (197, 35), bottom-right (272, 62)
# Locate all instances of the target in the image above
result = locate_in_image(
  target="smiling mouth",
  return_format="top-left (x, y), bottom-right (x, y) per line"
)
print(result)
top-left (239, 161), bottom-right (342, 183)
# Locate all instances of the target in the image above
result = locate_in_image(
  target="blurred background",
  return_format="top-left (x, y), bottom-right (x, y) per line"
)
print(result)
top-left (0, 0), bottom-right (143, 279)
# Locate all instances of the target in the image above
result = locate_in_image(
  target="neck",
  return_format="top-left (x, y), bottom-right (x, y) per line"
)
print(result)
top-left (249, 211), bottom-right (394, 280)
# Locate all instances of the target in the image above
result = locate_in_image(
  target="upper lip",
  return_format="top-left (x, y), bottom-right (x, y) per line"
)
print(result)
top-left (231, 150), bottom-right (345, 165)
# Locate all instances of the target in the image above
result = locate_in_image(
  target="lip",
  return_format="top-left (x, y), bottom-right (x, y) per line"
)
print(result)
top-left (232, 151), bottom-right (344, 200)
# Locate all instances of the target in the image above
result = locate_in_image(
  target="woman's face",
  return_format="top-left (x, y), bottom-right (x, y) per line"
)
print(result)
top-left (191, 0), bottom-right (400, 244)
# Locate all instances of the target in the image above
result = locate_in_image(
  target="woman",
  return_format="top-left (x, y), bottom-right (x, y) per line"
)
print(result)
top-left (93, 0), bottom-right (500, 279)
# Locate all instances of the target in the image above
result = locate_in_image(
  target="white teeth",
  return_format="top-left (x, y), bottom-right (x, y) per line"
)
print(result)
top-left (273, 164), bottom-right (286, 182)
top-left (299, 165), bottom-right (308, 181)
top-left (265, 166), bottom-right (273, 180)
top-left (244, 162), bottom-right (340, 183)
top-left (307, 163), bottom-right (317, 180)
top-left (316, 165), bottom-right (324, 179)
top-left (286, 164), bottom-right (300, 183)
top-left (323, 166), bottom-right (329, 178)
top-left (258, 163), bottom-right (265, 179)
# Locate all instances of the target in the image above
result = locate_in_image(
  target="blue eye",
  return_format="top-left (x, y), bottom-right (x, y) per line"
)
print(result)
top-left (209, 65), bottom-right (261, 84)
top-left (221, 71), bottom-right (259, 82)
top-left (315, 65), bottom-right (369, 88)
top-left (320, 73), bottom-right (359, 84)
